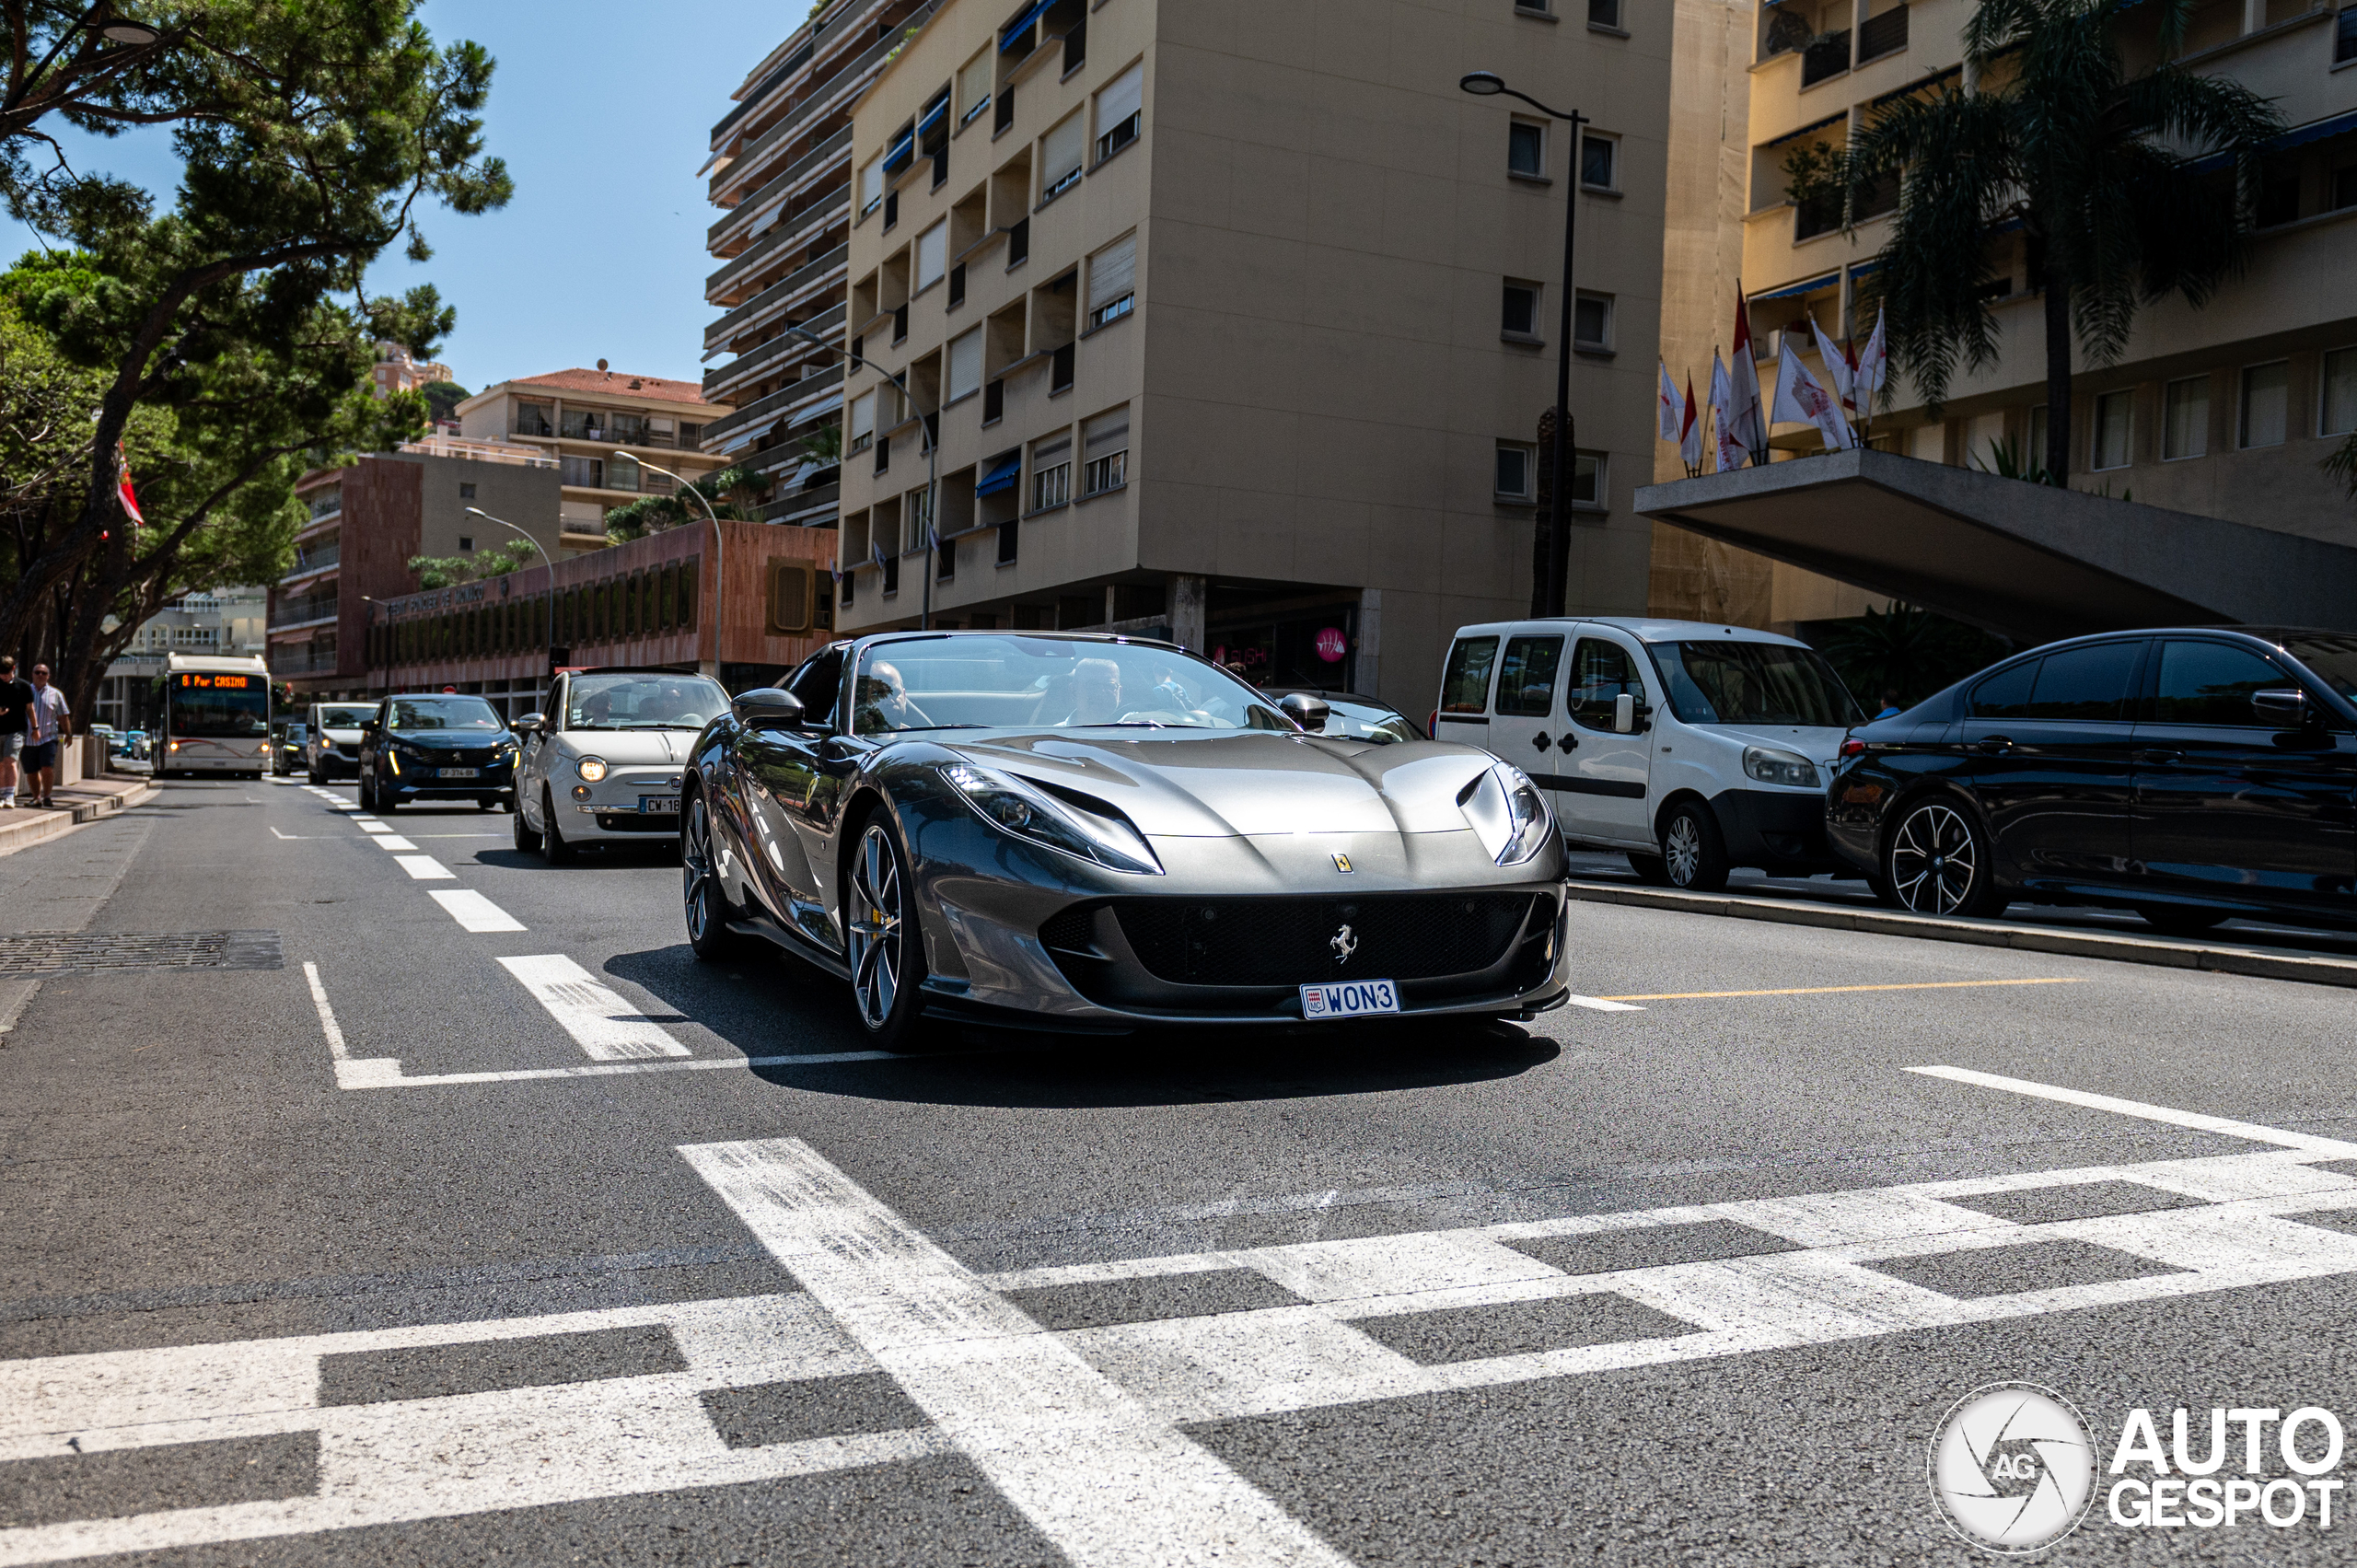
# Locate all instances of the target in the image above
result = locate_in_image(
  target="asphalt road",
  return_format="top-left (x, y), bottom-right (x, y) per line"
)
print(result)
top-left (6, 776), bottom-right (2357, 1564)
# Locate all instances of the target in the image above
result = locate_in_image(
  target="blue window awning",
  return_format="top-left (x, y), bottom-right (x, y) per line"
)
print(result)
top-left (1751, 271), bottom-right (1840, 303)
top-left (2189, 108), bottom-right (2357, 173)
top-left (918, 93), bottom-right (949, 135)
top-left (1000, 0), bottom-right (1053, 50)
top-left (883, 128), bottom-right (915, 173)
top-left (976, 452), bottom-right (1021, 496)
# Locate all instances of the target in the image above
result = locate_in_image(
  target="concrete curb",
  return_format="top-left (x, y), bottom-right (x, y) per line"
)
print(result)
top-left (1562, 879), bottom-right (2357, 992)
top-left (0, 776), bottom-right (158, 858)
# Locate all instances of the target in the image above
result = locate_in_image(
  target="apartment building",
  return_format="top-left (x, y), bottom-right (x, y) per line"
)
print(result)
top-left (455, 369), bottom-right (733, 556)
top-left (697, 0), bottom-right (942, 528)
top-left (370, 340), bottom-right (453, 400)
top-left (1650, 0), bottom-right (2357, 629)
top-left (270, 444), bottom-right (563, 700)
top-left (826, 0), bottom-right (1672, 707)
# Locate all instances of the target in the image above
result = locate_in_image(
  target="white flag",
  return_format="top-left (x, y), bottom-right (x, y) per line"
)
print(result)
top-left (1710, 353), bottom-right (1742, 473)
top-left (1728, 285), bottom-right (1766, 464)
top-left (1809, 318), bottom-right (1857, 413)
top-left (1854, 306), bottom-right (1887, 404)
top-left (1657, 362), bottom-right (1683, 444)
top-left (1771, 332), bottom-right (1855, 451)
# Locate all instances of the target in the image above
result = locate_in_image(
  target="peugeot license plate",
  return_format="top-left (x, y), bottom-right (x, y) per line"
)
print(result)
top-left (437, 767), bottom-right (480, 779)
top-left (1300, 980), bottom-right (1400, 1020)
top-left (639, 795), bottom-right (680, 815)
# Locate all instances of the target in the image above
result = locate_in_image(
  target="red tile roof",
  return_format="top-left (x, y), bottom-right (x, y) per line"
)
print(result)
top-left (505, 368), bottom-right (725, 411)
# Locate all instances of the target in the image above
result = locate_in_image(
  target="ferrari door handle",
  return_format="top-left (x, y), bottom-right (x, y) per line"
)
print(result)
top-left (1531, 732), bottom-right (1552, 753)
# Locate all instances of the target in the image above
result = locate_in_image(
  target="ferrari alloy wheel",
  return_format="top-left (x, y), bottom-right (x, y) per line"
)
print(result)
top-left (1660, 801), bottom-right (1729, 892)
top-left (847, 817), bottom-right (927, 1048)
top-left (1884, 797), bottom-right (1997, 917)
top-left (681, 793), bottom-right (751, 960)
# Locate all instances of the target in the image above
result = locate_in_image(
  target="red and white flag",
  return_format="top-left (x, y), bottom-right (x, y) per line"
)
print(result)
top-left (1657, 362), bottom-right (1683, 445)
top-left (1678, 373), bottom-right (1703, 471)
top-left (1710, 352), bottom-right (1742, 473)
top-left (1727, 286), bottom-right (1766, 464)
top-left (116, 443), bottom-right (145, 528)
top-left (1771, 331), bottom-right (1855, 451)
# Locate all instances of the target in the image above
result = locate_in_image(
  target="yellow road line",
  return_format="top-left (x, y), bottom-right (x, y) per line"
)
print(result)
top-left (1598, 978), bottom-right (2088, 1003)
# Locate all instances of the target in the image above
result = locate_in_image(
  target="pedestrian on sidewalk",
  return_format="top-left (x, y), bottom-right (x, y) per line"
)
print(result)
top-left (22, 663), bottom-right (71, 809)
top-left (0, 655), bottom-right (33, 808)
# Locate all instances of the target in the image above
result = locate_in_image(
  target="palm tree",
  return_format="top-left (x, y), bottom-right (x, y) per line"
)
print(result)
top-left (603, 463), bottom-right (764, 541)
top-left (1788, 0), bottom-right (2282, 486)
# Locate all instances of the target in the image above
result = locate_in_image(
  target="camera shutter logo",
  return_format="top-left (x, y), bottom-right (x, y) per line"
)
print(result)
top-left (1928, 1382), bottom-right (2096, 1553)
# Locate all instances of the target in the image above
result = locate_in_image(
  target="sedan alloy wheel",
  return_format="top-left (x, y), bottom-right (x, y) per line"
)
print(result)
top-left (1885, 798), bottom-right (1995, 916)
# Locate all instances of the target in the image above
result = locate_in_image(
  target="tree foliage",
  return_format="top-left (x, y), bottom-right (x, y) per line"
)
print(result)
top-left (407, 537), bottom-right (535, 590)
top-left (603, 464), bottom-right (765, 543)
top-left (1786, 0), bottom-right (2281, 486)
top-left (0, 0), bottom-right (510, 668)
top-left (418, 377), bottom-right (469, 423)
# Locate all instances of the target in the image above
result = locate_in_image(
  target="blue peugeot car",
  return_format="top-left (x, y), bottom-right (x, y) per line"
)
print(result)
top-left (354, 692), bottom-right (521, 813)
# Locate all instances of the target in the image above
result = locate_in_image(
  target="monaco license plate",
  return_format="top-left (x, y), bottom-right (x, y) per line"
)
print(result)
top-left (639, 795), bottom-right (680, 815)
top-left (437, 767), bottom-right (480, 779)
top-left (1300, 979), bottom-right (1400, 1020)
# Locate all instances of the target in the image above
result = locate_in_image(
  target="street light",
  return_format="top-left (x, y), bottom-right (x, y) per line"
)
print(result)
top-left (621, 459), bottom-right (727, 679)
top-left (1460, 70), bottom-right (1586, 619)
top-left (773, 320), bottom-right (935, 630)
top-left (465, 507), bottom-right (555, 711)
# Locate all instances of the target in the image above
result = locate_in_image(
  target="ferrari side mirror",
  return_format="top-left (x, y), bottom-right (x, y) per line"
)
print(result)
top-left (733, 688), bottom-right (805, 729)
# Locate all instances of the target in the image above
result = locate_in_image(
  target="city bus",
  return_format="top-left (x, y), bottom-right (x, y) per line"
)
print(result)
top-left (154, 653), bottom-right (273, 778)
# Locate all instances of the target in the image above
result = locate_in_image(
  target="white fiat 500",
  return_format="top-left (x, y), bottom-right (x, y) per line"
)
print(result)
top-left (514, 670), bottom-right (729, 862)
top-left (1434, 618), bottom-right (1866, 889)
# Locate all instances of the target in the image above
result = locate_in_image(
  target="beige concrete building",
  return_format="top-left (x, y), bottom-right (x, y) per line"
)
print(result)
top-left (454, 369), bottom-right (734, 559)
top-left (369, 340), bottom-right (454, 400)
top-left (1649, 0), bottom-right (2357, 633)
top-left (827, 0), bottom-right (1674, 707)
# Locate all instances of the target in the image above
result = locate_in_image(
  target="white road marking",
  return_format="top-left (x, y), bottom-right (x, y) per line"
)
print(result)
top-left (266, 827), bottom-right (325, 841)
top-left (369, 835), bottom-right (418, 852)
top-left (426, 889), bottom-right (526, 934)
top-left (682, 1137), bottom-right (1355, 1568)
top-left (1562, 993), bottom-right (1645, 1012)
top-left (1910, 1064), bottom-right (2357, 1157)
top-left (392, 855), bottom-right (454, 881)
top-left (301, 962), bottom-right (350, 1066)
top-left (497, 954), bottom-right (689, 1060)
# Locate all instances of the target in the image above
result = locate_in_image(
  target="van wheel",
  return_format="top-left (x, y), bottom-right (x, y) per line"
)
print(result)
top-left (1659, 802), bottom-right (1730, 892)
top-left (1883, 796), bottom-right (1999, 917)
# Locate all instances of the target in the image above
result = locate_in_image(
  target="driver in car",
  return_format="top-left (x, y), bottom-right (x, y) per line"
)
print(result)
top-left (856, 661), bottom-right (935, 730)
top-left (1063, 657), bottom-right (1123, 726)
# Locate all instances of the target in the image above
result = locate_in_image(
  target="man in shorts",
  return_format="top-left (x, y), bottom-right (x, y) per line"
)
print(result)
top-left (0, 656), bottom-right (29, 808)
top-left (23, 663), bottom-right (71, 809)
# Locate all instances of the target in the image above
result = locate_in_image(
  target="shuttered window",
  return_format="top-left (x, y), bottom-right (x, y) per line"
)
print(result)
top-left (947, 327), bottom-right (984, 402)
top-left (916, 219), bottom-right (947, 292)
top-left (1083, 404), bottom-right (1129, 495)
top-left (1095, 63), bottom-right (1142, 162)
top-left (1086, 234), bottom-right (1135, 328)
top-left (1041, 111), bottom-right (1085, 200)
top-left (958, 50), bottom-right (993, 124)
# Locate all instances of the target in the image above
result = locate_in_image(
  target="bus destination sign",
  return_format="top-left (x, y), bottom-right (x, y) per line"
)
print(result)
top-left (177, 673), bottom-right (253, 690)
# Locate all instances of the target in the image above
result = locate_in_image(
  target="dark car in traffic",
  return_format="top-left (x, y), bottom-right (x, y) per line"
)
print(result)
top-left (1261, 688), bottom-right (1428, 745)
top-left (1827, 628), bottom-right (2357, 932)
top-left (355, 693), bottom-right (520, 813)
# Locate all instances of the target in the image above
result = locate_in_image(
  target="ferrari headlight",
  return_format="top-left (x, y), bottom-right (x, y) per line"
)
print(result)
top-left (1459, 761), bottom-right (1552, 866)
top-left (940, 762), bottom-right (1162, 875)
top-left (576, 756), bottom-right (608, 783)
top-left (1742, 746), bottom-right (1818, 788)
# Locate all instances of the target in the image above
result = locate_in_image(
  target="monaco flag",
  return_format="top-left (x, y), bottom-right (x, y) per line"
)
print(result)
top-left (1679, 373), bottom-right (1703, 471)
top-left (116, 444), bottom-right (145, 528)
top-left (1657, 362), bottom-right (1683, 445)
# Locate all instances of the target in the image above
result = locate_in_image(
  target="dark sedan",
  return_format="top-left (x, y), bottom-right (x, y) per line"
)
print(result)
top-left (1826, 628), bottom-right (2357, 932)
top-left (355, 693), bottom-right (521, 813)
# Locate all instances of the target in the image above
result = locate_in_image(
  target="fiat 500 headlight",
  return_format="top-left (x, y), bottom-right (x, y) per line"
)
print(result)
top-left (1742, 746), bottom-right (1819, 788)
top-left (1459, 761), bottom-right (1553, 865)
top-left (939, 761), bottom-right (1162, 875)
top-left (576, 756), bottom-right (609, 783)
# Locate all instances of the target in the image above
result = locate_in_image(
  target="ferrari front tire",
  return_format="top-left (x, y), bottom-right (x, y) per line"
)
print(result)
top-left (682, 793), bottom-right (754, 961)
top-left (846, 815), bottom-right (929, 1051)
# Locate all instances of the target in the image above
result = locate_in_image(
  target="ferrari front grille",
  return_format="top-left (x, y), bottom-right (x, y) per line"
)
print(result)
top-left (1114, 893), bottom-right (1537, 986)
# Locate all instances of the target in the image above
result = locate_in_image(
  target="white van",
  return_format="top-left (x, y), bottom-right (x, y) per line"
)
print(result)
top-left (304, 701), bottom-right (379, 784)
top-left (1434, 618), bottom-right (1865, 889)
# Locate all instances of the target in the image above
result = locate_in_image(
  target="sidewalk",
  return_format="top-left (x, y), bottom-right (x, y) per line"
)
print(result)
top-left (0, 771), bottom-right (157, 858)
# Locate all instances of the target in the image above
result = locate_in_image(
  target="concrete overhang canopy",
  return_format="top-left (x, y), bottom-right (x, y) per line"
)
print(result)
top-left (1634, 447), bottom-right (2357, 643)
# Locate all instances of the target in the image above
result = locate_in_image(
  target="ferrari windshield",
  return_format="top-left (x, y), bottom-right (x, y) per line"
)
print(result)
top-left (1651, 640), bottom-right (1864, 728)
top-left (851, 636), bottom-right (1292, 736)
top-left (566, 673), bottom-right (727, 729)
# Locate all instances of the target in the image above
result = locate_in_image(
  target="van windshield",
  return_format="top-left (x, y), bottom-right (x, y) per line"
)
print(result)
top-left (1651, 641), bottom-right (1864, 727)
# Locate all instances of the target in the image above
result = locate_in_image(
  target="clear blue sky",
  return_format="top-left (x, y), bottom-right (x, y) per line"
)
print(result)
top-left (0, 0), bottom-right (791, 392)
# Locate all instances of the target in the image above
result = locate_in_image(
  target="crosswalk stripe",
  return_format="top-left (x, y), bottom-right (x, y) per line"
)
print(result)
top-left (369, 835), bottom-right (418, 852)
top-left (427, 889), bottom-right (526, 933)
top-left (497, 954), bottom-right (688, 1060)
top-left (681, 1138), bottom-right (1355, 1568)
top-left (392, 855), bottom-right (454, 881)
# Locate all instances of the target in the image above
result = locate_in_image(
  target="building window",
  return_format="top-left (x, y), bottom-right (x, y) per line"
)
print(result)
top-left (1083, 405), bottom-right (1129, 494)
top-left (958, 48), bottom-right (993, 126)
top-left (2340, 4), bottom-right (2357, 63)
top-left (1507, 118), bottom-right (1545, 177)
top-left (1041, 110), bottom-right (1086, 202)
top-left (1086, 233), bottom-right (1135, 328)
top-left (2162, 377), bottom-right (2208, 460)
top-left (2322, 347), bottom-right (2357, 437)
top-left (1588, 0), bottom-right (1622, 25)
top-left (459, 482), bottom-right (476, 499)
top-left (1495, 441), bottom-right (1536, 501)
top-left (947, 327), bottom-right (984, 403)
top-left (849, 390), bottom-right (877, 454)
top-left (1095, 62), bottom-right (1143, 162)
top-left (905, 486), bottom-right (934, 554)
top-left (458, 536), bottom-right (474, 552)
top-left (860, 157), bottom-right (884, 217)
top-left (916, 219), bottom-right (948, 293)
top-left (1573, 291), bottom-right (1613, 349)
top-left (2239, 361), bottom-right (2288, 448)
top-left (1502, 279), bottom-right (1540, 338)
top-left (2090, 389), bottom-right (2132, 470)
top-left (1579, 132), bottom-right (1617, 191)
top-left (1031, 431), bottom-right (1072, 510)
top-left (1572, 449), bottom-right (1607, 506)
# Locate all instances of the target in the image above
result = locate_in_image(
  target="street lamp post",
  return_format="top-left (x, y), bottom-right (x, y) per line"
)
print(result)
top-left (1461, 70), bottom-right (1586, 620)
top-left (624, 460), bottom-right (726, 680)
top-left (465, 507), bottom-right (556, 712)
top-left (773, 321), bottom-right (934, 630)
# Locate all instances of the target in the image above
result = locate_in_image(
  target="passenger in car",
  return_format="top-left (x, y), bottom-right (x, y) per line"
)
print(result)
top-left (1064, 658), bottom-right (1123, 726)
top-left (855, 661), bottom-right (935, 731)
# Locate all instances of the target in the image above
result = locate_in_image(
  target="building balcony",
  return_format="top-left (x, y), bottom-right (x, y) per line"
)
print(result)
top-left (707, 128), bottom-right (853, 255)
top-left (710, 0), bottom-right (885, 149)
top-left (703, 362), bottom-right (846, 447)
top-left (397, 435), bottom-right (555, 468)
top-left (704, 244), bottom-right (849, 352)
top-left (706, 184), bottom-right (850, 303)
top-left (709, 6), bottom-right (935, 211)
top-left (703, 303), bottom-right (848, 404)
top-left (280, 545), bottom-right (340, 584)
top-left (268, 600), bottom-right (340, 633)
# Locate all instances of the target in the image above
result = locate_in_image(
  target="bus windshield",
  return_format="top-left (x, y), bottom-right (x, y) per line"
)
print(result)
top-left (168, 674), bottom-right (270, 738)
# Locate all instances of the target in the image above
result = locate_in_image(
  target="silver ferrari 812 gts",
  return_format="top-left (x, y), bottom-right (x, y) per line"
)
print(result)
top-left (682, 632), bottom-right (1572, 1046)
